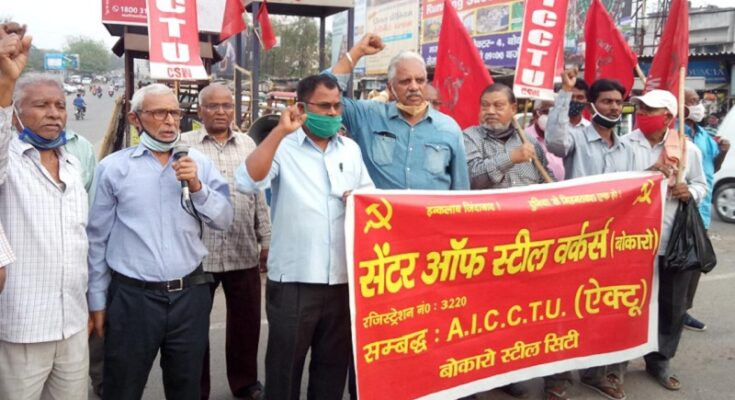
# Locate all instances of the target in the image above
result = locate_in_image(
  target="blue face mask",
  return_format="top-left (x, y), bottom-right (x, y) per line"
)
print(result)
top-left (18, 128), bottom-right (67, 149)
top-left (139, 131), bottom-right (180, 152)
top-left (12, 105), bottom-right (67, 150)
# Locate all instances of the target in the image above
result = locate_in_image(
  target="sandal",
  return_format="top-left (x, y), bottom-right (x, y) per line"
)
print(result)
top-left (646, 368), bottom-right (681, 391)
top-left (544, 386), bottom-right (570, 400)
top-left (581, 374), bottom-right (627, 400)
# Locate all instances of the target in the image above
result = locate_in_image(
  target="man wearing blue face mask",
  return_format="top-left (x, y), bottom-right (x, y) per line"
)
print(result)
top-left (0, 31), bottom-right (91, 399)
top-left (235, 74), bottom-right (374, 400)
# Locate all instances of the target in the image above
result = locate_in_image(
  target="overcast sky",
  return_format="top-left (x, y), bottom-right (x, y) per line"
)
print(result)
top-left (4, 0), bottom-right (733, 51)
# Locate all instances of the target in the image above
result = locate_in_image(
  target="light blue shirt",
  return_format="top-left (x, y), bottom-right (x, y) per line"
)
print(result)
top-left (87, 145), bottom-right (234, 311)
top-left (63, 129), bottom-right (97, 192)
top-left (327, 71), bottom-right (470, 190)
top-left (546, 91), bottom-right (632, 179)
top-left (685, 123), bottom-right (720, 228)
top-left (235, 129), bottom-right (374, 285)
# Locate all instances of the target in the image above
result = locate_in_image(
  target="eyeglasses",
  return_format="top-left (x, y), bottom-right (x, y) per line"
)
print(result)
top-left (140, 109), bottom-right (182, 121)
top-left (202, 103), bottom-right (235, 112)
top-left (303, 102), bottom-right (343, 113)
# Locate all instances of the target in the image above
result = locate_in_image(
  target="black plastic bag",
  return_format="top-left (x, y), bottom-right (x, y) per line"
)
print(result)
top-left (664, 200), bottom-right (717, 273)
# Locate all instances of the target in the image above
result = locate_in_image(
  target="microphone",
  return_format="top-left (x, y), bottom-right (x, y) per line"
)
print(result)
top-left (172, 145), bottom-right (190, 202)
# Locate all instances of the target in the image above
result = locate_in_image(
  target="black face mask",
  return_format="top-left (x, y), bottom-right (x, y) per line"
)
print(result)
top-left (568, 101), bottom-right (586, 118)
top-left (590, 103), bottom-right (621, 129)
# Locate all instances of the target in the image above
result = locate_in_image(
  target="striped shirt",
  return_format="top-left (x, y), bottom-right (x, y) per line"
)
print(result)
top-left (463, 125), bottom-right (556, 189)
top-left (0, 105), bottom-right (89, 343)
top-left (180, 129), bottom-right (271, 272)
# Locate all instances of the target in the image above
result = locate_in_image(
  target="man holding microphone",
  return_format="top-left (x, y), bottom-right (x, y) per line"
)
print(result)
top-left (87, 83), bottom-right (233, 400)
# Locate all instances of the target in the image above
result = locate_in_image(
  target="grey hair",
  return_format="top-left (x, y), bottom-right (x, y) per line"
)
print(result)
top-left (130, 83), bottom-right (176, 112)
top-left (12, 73), bottom-right (65, 106)
top-left (198, 83), bottom-right (234, 106)
top-left (387, 51), bottom-right (426, 82)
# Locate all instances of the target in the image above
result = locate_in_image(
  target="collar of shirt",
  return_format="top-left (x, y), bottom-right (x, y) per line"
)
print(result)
top-left (386, 102), bottom-right (435, 124)
top-left (572, 118), bottom-right (591, 128)
top-left (11, 132), bottom-right (72, 163)
top-left (295, 127), bottom-right (345, 148)
top-left (626, 128), bottom-right (669, 150)
top-left (196, 127), bottom-right (239, 146)
top-left (583, 125), bottom-right (623, 149)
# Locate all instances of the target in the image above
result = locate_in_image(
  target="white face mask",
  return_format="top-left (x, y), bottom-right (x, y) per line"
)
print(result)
top-left (687, 103), bottom-right (706, 123)
top-left (536, 114), bottom-right (548, 132)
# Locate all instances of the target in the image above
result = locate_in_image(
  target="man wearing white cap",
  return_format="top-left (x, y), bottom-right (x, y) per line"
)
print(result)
top-left (621, 89), bottom-right (707, 392)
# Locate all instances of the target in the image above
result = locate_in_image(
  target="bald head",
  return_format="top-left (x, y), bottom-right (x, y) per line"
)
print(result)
top-left (198, 83), bottom-right (234, 106)
top-left (684, 88), bottom-right (699, 106)
top-left (426, 84), bottom-right (441, 107)
top-left (197, 83), bottom-right (236, 135)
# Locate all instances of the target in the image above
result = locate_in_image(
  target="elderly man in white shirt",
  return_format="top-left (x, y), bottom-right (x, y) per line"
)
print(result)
top-left (0, 32), bottom-right (90, 399)
top-left (621, 89), bottom-right (707, 392)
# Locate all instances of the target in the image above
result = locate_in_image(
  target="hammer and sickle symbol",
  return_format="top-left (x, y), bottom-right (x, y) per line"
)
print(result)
top-left (363, 197), bottom-right (393, 234)
top-left (633, 179), bottom-right (655, 205)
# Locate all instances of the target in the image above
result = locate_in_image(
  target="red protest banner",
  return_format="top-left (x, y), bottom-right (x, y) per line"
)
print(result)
top-left (347, 172), bottom-right (664, 400)
top-left (513, 0), bottom-right (569, 101)
top-left (146, 0), bottom-right (208, 81)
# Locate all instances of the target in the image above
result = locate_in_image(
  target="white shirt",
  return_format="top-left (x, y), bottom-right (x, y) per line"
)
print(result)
top-left (0, 224), bottom-right (13, 267)
top-left (0, 105), bottom-right (89, 343)
top-left (621, 130), bottom-right (707, 255)
top-left (236, 129), bottom-right (374, 284)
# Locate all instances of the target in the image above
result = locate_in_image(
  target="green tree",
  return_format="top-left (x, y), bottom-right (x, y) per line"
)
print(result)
top-left (64, 36), bottom-right (111, 74)
top-left (26, 46), bottom-right (47, 72)
top-left (260, 16), bottom-right (322, 78)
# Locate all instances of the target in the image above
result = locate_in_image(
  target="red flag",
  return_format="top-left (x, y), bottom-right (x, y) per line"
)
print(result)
top-left (584, 0), bottom-right (638, 97)
top-left (258, 0), bottom-right (276, 51)
top-left (644, 0), bottom-right (689, 95)
top-left (220, 0), bottom-right (246, 41)
top-left (433, 0), bottom-right (493, 129)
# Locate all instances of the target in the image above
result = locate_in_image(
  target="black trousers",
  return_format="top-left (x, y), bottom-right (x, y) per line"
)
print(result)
top-left (102, 276), bottom-right (212, 400)
top-left (201, 268), bottom-right (262, 399)
top-left (644, 256), bottom-right (696, 372)
top-left (264, 280), bottom-right (351, 400)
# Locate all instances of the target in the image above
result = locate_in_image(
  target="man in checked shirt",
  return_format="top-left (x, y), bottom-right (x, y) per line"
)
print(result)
top-left (0, 29), bottom-right (91, 399)
top-left (0, 226), bottom-right (13, 293)
top-left (463, 83), bottom-right (555, 191)
top-left (181, 83), bottom-right (271, 400)
top-left (461, 83), bottom-right (556, 400)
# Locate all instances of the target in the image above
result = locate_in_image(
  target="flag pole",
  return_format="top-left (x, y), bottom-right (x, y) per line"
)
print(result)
top-left (511, 117), bottom-right (553, 183)
top-left (677, 66), bottom-right (686, 184)
top-left (635, 64), bottom-right (647, 86)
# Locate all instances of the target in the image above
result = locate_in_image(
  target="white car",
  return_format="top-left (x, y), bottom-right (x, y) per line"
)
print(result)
top-left (713, 108), bottom-right (735, 223)
top-left (81, 77), bottom-right (92, 85)
top-left (63, 83), bottom-right (77, 95)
